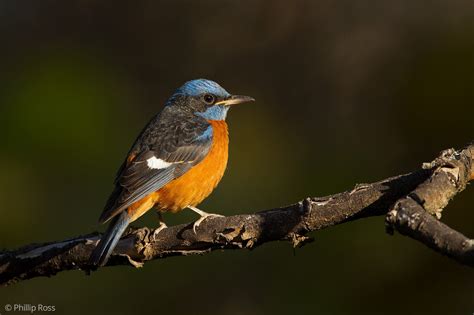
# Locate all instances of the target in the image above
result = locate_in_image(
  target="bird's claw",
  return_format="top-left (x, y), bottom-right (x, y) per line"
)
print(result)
top-left (193, 213), bottom-right (224, 234)
top-left (152, 222), bottom-right (168, 241)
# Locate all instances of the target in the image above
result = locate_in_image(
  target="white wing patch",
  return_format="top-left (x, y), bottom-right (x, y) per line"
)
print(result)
top-left (146, 156), bottom-right (173, 169)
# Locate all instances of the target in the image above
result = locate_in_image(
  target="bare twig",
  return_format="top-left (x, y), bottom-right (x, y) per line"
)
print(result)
top-left (1, 144), bottom-right (473, 287)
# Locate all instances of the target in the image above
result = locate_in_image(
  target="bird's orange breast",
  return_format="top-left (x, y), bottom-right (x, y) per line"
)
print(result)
top-left (156, 120), bottom-right (229, 212)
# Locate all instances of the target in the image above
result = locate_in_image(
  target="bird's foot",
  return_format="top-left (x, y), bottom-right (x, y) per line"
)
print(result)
top-left (192, 213), bottom-right (224, 234)
top-left (152, 221), bottom-right (168, 241)
top-left (188, 206), bottom-right (224, 234)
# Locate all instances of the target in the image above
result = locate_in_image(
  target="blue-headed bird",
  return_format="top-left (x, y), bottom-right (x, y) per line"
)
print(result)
top-left (89, 79), bottom-right (254, 266)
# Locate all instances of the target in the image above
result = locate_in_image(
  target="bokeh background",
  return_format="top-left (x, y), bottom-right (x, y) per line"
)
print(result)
top-left (1, 1), bottom-right (473, 314)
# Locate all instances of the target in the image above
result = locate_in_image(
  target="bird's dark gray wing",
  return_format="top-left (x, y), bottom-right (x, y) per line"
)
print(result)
top-left (99, 117), bottom-right (212, 223)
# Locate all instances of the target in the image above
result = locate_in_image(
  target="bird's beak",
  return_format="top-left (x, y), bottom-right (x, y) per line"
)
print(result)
top-left (216, 95), bottom-right (255, 106)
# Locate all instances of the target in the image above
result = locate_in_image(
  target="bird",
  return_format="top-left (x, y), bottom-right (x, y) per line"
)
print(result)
top-left (89, 78), bottom-right (254, 266)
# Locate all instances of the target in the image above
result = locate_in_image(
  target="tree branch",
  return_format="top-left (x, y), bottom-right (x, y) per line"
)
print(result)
top-left (386, 146), bottom-right (474, 265)
top-left (1, 144), bottom-right (473, 286)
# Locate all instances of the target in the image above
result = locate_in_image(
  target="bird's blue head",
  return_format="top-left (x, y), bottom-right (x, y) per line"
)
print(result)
top-left (167, 79), bottom-right (254, 120)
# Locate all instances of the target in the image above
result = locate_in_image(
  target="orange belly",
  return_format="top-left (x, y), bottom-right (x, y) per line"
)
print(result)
top-left (126, 120), bottom-right (229, 221)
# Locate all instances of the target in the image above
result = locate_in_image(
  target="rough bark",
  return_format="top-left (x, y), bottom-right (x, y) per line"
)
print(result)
top-left (1, 144), bottom-right (473, 287)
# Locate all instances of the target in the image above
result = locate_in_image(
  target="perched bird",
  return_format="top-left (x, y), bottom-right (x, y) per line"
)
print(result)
top-left (89, 79), bottom-right (254, 266)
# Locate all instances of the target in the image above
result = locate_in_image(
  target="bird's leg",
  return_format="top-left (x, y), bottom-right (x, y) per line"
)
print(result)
top-left (152, 211), bottom-right (168, 241)
top-left (187, 206), bottom-right (224, 234)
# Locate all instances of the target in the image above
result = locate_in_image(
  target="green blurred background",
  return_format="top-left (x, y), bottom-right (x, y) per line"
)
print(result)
top-left (1, 0), bottom-right (473, 314)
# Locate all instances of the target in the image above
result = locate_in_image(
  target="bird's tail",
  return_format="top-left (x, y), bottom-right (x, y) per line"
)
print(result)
top-left (89, 212), bottom-right (130, 267)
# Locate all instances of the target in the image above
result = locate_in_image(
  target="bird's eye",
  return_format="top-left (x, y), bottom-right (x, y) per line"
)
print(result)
top-left (203, 94), bottom-right (215, 104)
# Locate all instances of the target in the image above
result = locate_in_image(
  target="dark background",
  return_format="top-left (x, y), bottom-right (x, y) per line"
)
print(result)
top-left (1, 1), bottom-right (474, 314)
